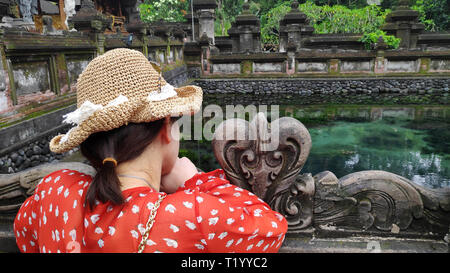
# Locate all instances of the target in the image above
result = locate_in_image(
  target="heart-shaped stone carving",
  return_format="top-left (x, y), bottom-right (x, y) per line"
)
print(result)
top-left (212, 112), bottom-right (312, 201)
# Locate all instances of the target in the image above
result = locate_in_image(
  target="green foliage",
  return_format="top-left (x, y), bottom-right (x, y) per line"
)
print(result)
top-left (411, 0), bottom-right (436, 31)
top-left (139, 0), bottom-right (449, 40)
top-left (139, 0), bottom-right (188, 23)
top-left (306, 3), bottom-right (390, 34)
top-left (260, 0), bottom-right (391, 45)
top-left (261, 2), bottom-right (291, 44)
top-left (359, 29), bottom-right (401, 49)
top-left (412, 0), bottom-right (449, 31)
top-left (215, 0), bottom-right (245, 36)
top-left (215, 19), bottom-right (232, 36)
top-left (178, 148), bottom-right (198, 163)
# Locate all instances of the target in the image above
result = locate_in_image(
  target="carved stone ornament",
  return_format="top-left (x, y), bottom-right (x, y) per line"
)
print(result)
top-left (212, 113), bottom-right (314, 230)
top-left (68, 0), bottom-right (112, 33)
top-left (212, 113), bottom-right (450, 238)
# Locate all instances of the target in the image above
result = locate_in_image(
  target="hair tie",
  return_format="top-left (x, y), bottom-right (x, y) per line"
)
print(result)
top-left (102, 157), bottom-right (117, 167)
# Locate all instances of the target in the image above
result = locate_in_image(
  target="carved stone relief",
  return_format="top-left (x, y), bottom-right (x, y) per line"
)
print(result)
top-left (212, 113), bottom-right (450, 238)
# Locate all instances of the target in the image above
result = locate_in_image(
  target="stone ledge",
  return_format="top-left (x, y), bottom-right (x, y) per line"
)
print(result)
top-left (280, 236), bottom-right (448, 253)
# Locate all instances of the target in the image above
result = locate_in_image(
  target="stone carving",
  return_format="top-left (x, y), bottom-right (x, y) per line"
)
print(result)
top-left (315, 171), bottom-right (420, 231)
top-left (63, 0), bottom-right (77, 28)
top-left (312, 170), bottom-right (450, 236)
top-left (42, 15), bottom-right (63, 35)
top-left (212, 113), bottom-right (450, 239)
top-left (381, 0), bottom-right (424, 49)
top-left (68, 0), bottom-right (111, 33)
top-left (227, 2), bottom-right (260, 53)
top-left (212, 112), bottom-right (314, 230)
top-left (121, 0), bottom-right (142, 24)
top-left (18, 0), bottom-right (38, 23)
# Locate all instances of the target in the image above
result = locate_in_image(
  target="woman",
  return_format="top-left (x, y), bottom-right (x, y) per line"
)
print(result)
top-left (13, 48), bottom-right (287, 253)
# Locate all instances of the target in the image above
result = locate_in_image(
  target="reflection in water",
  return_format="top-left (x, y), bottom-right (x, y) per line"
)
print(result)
top-left (290, 106), bottom-right (450, 189)
top-left (302, 119), bottom-right (449, 189)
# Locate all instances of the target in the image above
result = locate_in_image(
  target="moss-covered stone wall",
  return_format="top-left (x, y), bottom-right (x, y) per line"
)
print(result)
top-left (194, 77), bottom-right (450, 105)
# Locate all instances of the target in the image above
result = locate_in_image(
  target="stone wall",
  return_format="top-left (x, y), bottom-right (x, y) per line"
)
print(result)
top-left (0, 105), bottom-right (74, 173)
top-left (0, 22), bottom-right (186, 117)
top-left (194, 77), bottom-right (450, 105)
top-left (187, 0), bottom-right (450, 78)
top-left (0, 132), bottom-right (74, 173)
top-left (162, 65), bottom-right (189, 87)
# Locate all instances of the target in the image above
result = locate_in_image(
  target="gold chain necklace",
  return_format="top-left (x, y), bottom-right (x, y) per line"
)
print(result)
top-left (137, 193), bottom-right (167, 253)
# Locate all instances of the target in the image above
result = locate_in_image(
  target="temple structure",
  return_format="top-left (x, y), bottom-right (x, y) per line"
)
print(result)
top-left (0, 0), bottom-right (143, 34)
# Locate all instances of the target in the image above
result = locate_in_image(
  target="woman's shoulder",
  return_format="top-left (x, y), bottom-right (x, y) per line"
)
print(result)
top-left (42, 168), bottom-right (91, 184)
top-left (33, 169), bottom-right (92, 197)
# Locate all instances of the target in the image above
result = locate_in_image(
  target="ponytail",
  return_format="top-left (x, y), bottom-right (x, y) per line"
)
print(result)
top-left (80, 120), bottom-right (166, 210)
top-left (85, 159), bottom-right (124, 210)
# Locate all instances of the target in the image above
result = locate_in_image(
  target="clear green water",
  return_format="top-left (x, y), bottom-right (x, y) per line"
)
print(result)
top-left (302, 117), bottom-right (449, 189)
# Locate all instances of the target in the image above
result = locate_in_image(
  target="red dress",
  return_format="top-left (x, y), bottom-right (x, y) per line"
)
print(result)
top-left (14, 168), bottom-right (288, 253)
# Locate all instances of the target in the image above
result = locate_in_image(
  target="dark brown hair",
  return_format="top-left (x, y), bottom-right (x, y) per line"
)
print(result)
top-left (80, 119), bottom-right (170, 210)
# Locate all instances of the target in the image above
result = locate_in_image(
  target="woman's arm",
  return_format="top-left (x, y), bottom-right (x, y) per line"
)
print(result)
top-left (160, 157), bottom-right (198, 194)
top-left (177, 169), bottom-right (288, 253)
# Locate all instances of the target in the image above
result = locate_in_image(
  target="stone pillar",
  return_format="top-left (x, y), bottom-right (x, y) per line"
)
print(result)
top-left (381, 0), bottom-right (424, 49)
top-left (48, 55), bottom-right (60, 95)
top-left (0, 29), bottom-right (14, 112)
top-left (193, 0), bottom-right (217, 45)
top-left (18, 0), bottom-right (38, 23)
top-left (227, 2), bottom-right (261, 53)
top-left (286, 42), bottom-right (296, 75)
top-left (329, 59), bottom-right (340, 74)
top-left (68, 0), bottom-right (111, 56)
top-left (279, 0), bottom-right (314, 52)
top-left (125, 1), bottom-right (149, 57)
top-left (419, 57), bottom-right (430, 73)
top-left (183, 41), bottom-right (202, 78)
top-left (199, 33), bottom-right (211, 75)
top-left (184, 12), bottom-right (199, 42)
top-left (92, 22), bottom-right (106, 56)
top-left (374, 36), bottom-right (387, 74)
top-left (241, 60), bottom-right (253, 75)
top-left (240, 32), bottom-right (253, 53)
top-left (55, 53), bottom-right (69, 94)
top-left (374, 54), bottom-right (386, 74)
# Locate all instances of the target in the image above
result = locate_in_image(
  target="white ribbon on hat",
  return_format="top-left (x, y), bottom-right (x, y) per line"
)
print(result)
top-left (147, 83), bottom-right (178, 102)
top-left (59, 95), bottom-right (130, 144)
top-left (63, 95), bottom-right (129, 126)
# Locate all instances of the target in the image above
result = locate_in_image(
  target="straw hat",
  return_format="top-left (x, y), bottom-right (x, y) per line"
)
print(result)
top-left (49, 48), bottom-right (202, 153)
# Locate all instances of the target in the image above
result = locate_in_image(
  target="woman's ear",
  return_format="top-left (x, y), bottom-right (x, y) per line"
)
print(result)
top-left (160, 116), bottom-right (172, 144)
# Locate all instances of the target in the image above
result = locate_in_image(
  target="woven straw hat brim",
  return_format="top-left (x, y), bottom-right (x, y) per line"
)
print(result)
top-left (49, 85), bottom-right (202, 154)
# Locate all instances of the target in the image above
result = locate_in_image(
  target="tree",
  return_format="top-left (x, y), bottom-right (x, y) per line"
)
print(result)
top-left (260, 0), bottom-right (391, 44)
top-left (412, 0), bottom-right (449, 31)
top-left (215, 0), bottom-right (245, 35)
top-left (139, 0), bottom-right (189, 23)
